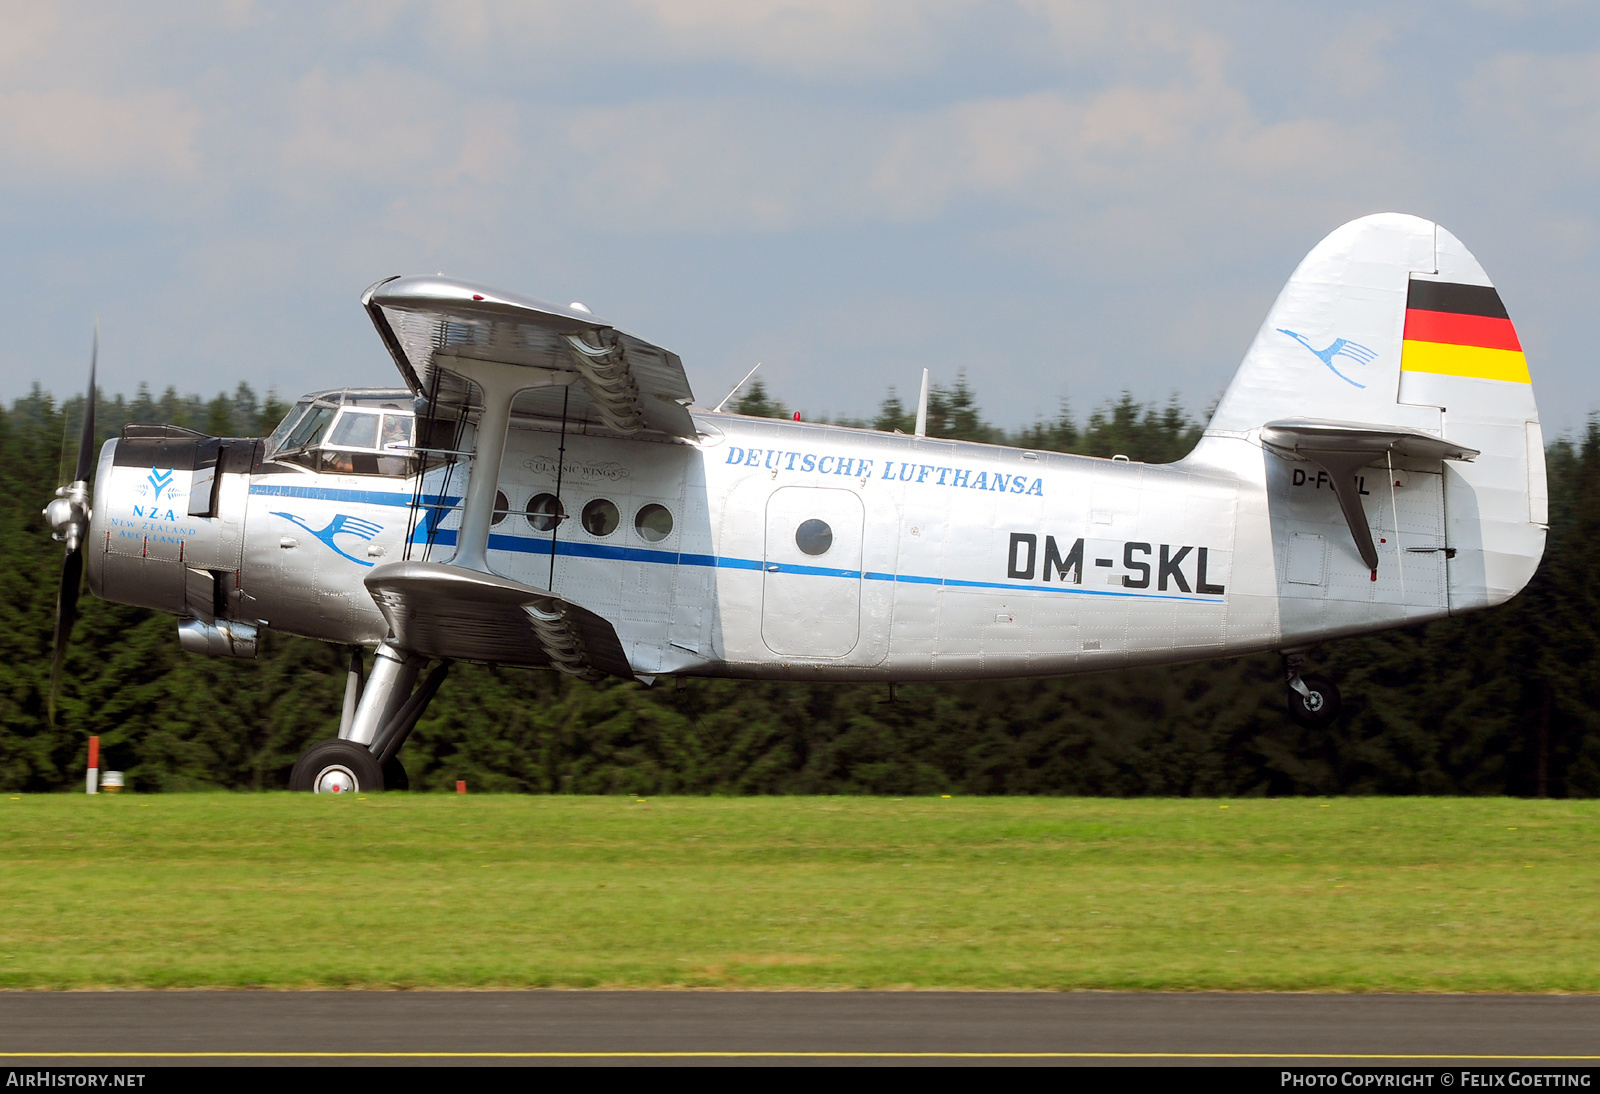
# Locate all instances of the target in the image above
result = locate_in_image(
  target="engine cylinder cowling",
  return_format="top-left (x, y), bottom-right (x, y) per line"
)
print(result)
top-left (87, 427), bottom-right (260, 628)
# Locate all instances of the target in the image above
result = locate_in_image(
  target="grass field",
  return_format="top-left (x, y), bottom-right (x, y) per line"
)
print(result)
top-left (2, 794), bottom-right (1595, 991)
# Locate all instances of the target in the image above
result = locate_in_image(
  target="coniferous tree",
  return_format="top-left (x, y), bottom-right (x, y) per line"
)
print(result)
top-left (731, 379), bottom-right (788, 420)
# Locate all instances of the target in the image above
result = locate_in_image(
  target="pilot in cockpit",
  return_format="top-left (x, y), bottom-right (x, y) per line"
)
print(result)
top-left (380, 412), bottom-right (410, 453)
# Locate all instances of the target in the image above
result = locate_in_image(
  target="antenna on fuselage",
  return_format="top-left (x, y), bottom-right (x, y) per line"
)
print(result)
top-left (913, 368), bottom-right (930, 437)
top-left (713, 362), bottom-right (762, 413)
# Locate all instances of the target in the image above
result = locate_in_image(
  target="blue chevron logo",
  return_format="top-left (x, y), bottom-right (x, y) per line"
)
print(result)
top-left (272, 512), bottom-right (384, 567)
top-left (147, 467), bottom-right (175, 500)
top-left (1278, 329), bottom-right (1377, 389)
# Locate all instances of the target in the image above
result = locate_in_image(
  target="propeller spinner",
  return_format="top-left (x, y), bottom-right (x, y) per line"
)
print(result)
top-left (41, 329), bottom-right (97, 722)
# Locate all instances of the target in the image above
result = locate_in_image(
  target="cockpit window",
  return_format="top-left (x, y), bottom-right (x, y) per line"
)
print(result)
top-left (381, 413), bottom-right (412, 452)
top-left (266, 400), bottom-right (311, 455)
top-left (268, 397), bottom-right (417, 478)
top-left (328, 410), bottom-right (380, 449)
top-left (284, 404), bottom-right (337, 452)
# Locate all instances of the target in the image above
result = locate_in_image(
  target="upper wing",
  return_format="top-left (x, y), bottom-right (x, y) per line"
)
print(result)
top-left (364, 560), bottom-right (638, 680)
top-left (362, 275), bottom-right (697, 440)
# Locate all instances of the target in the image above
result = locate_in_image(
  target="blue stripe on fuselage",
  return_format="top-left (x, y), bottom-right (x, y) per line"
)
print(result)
top-left (250, 484), bottom-right (1217, 603)
top-left (250, 484), bottom-right (458, 509)
top-left (415, 528), bottom-right (1215, 603)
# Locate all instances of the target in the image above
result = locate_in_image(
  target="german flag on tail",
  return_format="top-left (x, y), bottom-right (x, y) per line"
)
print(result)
top-left (1402, 280), bottom-right (1529, 384)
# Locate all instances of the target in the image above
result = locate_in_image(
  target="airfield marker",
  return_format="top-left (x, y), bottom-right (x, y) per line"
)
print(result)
top-left (86, 736), bottom-right (99, 795)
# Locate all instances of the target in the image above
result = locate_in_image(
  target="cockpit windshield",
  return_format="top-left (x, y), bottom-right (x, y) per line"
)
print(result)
top-left (265, 390), bottom-right (418, 478)
top-left (285, 404), bottom-right (337, 451)
top-left (265, 400), bottom-right (311, 455)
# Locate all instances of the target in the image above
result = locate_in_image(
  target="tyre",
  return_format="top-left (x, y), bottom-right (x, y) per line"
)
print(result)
top-left (381, 755), bottom-right (409, 791)
top-left (289, 739), bottom-right (384, 794)
top-left (1286, 673), bottom-right (1341, 729)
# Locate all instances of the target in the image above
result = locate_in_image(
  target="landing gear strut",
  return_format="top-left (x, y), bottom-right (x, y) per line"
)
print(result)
top-left (288, 643), bottom-right (450, 792)
top-left (1283, 650), bottom-right (1341, 728)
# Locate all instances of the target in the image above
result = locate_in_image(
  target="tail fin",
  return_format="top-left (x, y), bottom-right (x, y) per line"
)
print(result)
top-left (1199, 213), bottom-right (1545, 613)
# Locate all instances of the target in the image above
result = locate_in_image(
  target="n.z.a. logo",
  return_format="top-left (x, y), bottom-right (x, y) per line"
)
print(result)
top-left (139, 467), bottom-right (181, 501)
top-left (1278, 328), bottom-right (1377, 389)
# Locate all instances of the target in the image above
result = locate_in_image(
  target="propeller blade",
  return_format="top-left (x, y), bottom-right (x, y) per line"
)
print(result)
top-left (49, 329), bottom-right (97, 724)
top-left (49, 549), bottom-right (83, 724)
top-left (73, 326), bottom-right (97, 485)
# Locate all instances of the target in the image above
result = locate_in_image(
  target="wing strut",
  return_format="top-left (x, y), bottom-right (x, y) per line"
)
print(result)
top-left (452, 361), bottom-right (574, 574)
top-left (549, 385), bottom-right (569, 590)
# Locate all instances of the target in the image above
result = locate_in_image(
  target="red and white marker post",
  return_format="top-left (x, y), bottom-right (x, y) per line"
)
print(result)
top-left (86, 735), bottom-right (99, 795)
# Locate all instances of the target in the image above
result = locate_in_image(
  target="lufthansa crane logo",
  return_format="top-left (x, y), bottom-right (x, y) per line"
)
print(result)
top-left (1278, 329), bottom-right (1377, 389)
top-left (272, 512), bottom-right (383, 567)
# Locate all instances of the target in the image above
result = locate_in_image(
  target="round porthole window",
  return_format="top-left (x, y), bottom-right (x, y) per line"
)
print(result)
top-left (635, 503), bottom-right (673, 543)
top-left (795, 518), bottom-right (833, 556)
top-left (492, 490), bottom-right (510, 526)
top-left (525, 492), bottom-right (564, 532)
top-left (582, 498), bottom-right (620, 536)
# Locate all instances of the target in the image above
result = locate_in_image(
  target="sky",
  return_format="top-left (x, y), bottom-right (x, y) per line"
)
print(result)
top-left (1, 1), bottom-right (1597, 434)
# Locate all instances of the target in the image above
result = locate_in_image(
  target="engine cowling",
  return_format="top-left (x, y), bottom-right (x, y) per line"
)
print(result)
top-left (87, 425), bottom-right (262, 656)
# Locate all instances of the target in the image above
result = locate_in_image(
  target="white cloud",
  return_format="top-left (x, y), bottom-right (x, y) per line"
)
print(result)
top-left (559, 98), bottom-right (886, 232)
top-left (1467, 49), bottom-right (1600, 166)
top-left (418, 0), bottom-right (971, 79)
top-left (865, 71), bottom-right (1400, 222)
top-left (0, 86), bottom-right (203, 183)
top-left (0, 3), bottom-right (61, 75)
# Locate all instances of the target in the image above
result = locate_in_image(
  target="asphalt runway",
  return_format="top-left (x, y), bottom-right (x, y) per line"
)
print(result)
top-left (2, 991), bottom-right (1598, 1066)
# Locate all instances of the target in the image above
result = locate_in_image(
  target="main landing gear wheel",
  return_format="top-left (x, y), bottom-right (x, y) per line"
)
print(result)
top-left (381, 756), bottom-right (409, 791)
top-left (289, 739), bottom-right (384, 794)
top-left (1286, 673), bottom-right (1341, 729)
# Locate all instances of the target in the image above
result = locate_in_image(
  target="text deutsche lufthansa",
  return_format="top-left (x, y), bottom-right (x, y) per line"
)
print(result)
top-left (725, 448), bottom-right (1045, 496)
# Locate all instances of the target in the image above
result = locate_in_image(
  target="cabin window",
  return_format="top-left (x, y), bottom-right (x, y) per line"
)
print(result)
top-left (796, 519), bottom-right (833, 556)
top-left (635, 504), bottom-right (673, 543)
top-left (526, 493), bottom-right (563, 532)
top-left (582, 499), bottom-right (620, 537)
top-left (492, 490), bottom-right (510, 526)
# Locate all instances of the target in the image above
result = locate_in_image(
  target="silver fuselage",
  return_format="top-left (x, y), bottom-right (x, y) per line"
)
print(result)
top-left (87, 407), bottom-right (1521, 682)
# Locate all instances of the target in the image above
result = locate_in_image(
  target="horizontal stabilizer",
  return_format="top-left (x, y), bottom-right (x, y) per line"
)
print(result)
top-left (1260, 419), bottom-right (1477, 578)
top-left (362, 276), bottom-right (696, 439)
top-left (1260, 419), bottom-right (1479, 462)
top-left (364, 561), bottom-right (636, 680)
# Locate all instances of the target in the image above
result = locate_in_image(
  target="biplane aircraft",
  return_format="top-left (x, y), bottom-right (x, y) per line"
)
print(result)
top-left (43, 213), bottom-right (1547, 792)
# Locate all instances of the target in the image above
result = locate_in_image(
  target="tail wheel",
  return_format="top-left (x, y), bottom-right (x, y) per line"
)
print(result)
top-left (1287, 673), bottom-right (1341, 729)
top-left (289, 739), bottom-right (384, 794)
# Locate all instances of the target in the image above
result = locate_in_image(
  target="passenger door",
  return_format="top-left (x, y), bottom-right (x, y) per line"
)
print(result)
top-left (762, 487), bottom-right (864, 658)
